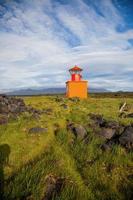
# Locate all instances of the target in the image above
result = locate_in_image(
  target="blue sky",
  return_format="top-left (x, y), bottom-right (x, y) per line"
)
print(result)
top-left (0, 0), bottom-right (133, 92)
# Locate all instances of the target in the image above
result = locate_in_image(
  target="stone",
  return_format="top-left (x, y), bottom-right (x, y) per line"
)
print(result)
top-left (98, 128), bottom-right (116, 139)
top-left (42, 174), bottom-right (65, 200)
top-left (67, 122), bottom-right (87, 140)
top-left (74, 125), bottom-right (88, 140)
top-left (119, 126), bottom-right (133, 150)
top-left (101, 140), bottom-right (115, 151)
top-left (101, 125), bottom-right (133, 151)
top-left (88, 113), bottom-right (106, 127)
top-left (28, 127), bottom-right (48, 134)
top-left (69, 97), bottom-right (80, 102)
top-left (0, 96), bottom-right (44, 125)
top-left (102, 120), bottom-right (119, 129)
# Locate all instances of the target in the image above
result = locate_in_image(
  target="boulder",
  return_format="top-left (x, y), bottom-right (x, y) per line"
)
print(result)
top-left (101, 140), bottom-right (115, 151)
top-left (102, 120), bottom-right (119, 129)
top-left (88, 113), bottom-right (106, 127)
top-left (67, 122), bottom-right (87, 140)
top-left (119, 126), bottom-right (133, 150)
top-left (28, 127), bottom-right (48, 134)
top-left (101, 125), bottom-right (133, 151)
top-left (74, 125), bottom-right (87, 140)
top-left (98, 128), bottom-right (116, 139)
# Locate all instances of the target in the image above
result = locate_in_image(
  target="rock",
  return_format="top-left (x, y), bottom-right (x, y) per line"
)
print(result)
top-left (8, 103), bottom-right (19, 113)
top-left (101, 140), bottom-right (115, 151)
top-left (89, 114), bottom-right (120, 130)
top-left (69, 97), bottom-right (80, 102)
top-left (67, 122), bottom-right (87, 140)
top-left (119, 126), bottom-right (133, 150)
top-left (101, 131), bottom-right (121, 151)
top-left (101, 125), bottom-right (133, 151)
top-left (0, 96), bottom-right (43, 125)
top-left (0, 103), bottom-right (9, 114)
top-left (42, 174), bottom-right (65, 200)
top-left (60, 104), bottom-right (68, 109)
top-left (28, 127), bottom-right (48, 134)
top-left (55, 96), bottom-right (64, 102)
top-left (88, 113), bottom-right (106, 127)
top-left (98, 128), bottom-right (116, 139)
top-left (102, 120), bottom-right (119, 129)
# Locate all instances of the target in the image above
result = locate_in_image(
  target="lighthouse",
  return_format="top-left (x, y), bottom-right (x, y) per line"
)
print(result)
top-left (66, 66), bottom-right (88, 98)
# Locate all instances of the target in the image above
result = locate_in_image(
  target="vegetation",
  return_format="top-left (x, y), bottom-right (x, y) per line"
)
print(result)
top-left (0, 95), bottom-right (133, 200)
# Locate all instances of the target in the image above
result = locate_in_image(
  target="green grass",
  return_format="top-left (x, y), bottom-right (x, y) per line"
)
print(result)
top-left (0, 96), bottom-right (133, 200)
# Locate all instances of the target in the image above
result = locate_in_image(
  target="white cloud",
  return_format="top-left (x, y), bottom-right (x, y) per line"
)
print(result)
top-left (0, 0), bottom-right (133, 91)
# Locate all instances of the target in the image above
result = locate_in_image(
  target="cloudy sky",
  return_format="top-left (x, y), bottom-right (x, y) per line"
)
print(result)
top-left (0, 0), bottom-right (133, 92)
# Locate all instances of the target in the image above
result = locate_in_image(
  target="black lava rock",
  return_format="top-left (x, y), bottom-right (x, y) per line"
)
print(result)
top-left (28, 127), bottom-right (48, 134)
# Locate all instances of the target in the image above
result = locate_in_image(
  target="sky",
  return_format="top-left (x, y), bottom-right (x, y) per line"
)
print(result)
top-left (0, 0), bottom-right (133, 92)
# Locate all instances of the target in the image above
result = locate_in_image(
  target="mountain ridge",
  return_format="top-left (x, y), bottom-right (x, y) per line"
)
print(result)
top-left (6, 87), bottom-right (109, 95)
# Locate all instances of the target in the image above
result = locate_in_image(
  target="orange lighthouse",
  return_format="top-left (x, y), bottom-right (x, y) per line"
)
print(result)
top-left (66, 66), bottom-right (88, 98)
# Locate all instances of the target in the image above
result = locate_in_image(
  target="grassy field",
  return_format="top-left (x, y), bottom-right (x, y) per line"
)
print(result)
top-left (0, 95), bottom-right (133, 200)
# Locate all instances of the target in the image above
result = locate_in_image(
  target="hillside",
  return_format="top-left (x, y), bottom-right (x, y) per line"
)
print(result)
top-left (0, 95), bottom-right (133, 200)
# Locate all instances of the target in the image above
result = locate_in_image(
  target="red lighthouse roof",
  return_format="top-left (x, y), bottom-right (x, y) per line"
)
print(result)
top-left (69, 65), bottom-right (82, 71)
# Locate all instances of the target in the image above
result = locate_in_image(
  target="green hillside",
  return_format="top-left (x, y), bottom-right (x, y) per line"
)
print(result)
top-left (0, 95), bottom-right (133, 200)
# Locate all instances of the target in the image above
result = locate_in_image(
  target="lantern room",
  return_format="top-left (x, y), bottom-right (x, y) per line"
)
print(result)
top-left (66, 65), bottom-right (88, 99)
top-left (69, 66), bottom-right (82, 81)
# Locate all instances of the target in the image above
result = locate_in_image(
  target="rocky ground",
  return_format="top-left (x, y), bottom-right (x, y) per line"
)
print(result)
top-left (0, 95), bottom-right (133, 200)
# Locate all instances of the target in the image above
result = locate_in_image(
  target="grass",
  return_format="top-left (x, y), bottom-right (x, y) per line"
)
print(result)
top-left (0, 95), bottom-right (133, 200)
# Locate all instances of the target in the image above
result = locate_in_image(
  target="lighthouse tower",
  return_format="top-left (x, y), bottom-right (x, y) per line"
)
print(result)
top-left (66, 66), bottom-right (88, 98)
